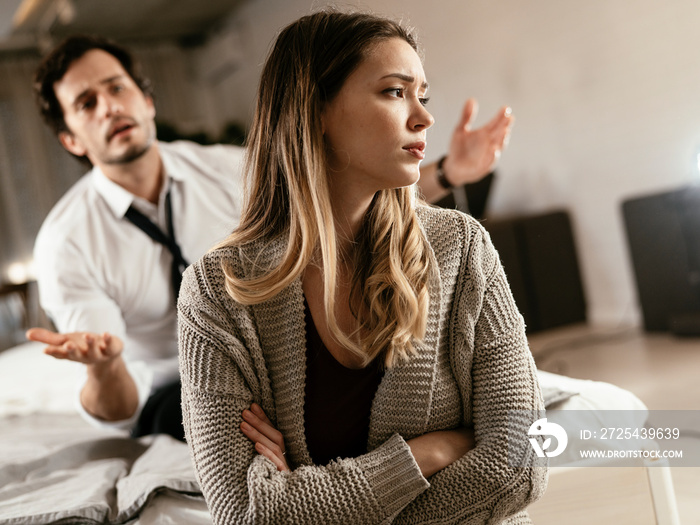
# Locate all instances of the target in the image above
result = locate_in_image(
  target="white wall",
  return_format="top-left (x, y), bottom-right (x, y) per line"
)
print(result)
top-left (206, 0), bottom-right (700, 326)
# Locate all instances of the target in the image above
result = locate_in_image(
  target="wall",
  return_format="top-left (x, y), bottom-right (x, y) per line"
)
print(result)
top-left (208, 0), bottom-right (700, 325)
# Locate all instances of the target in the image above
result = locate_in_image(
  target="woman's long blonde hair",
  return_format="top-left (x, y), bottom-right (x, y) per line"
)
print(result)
top-left (218, 10), bottom-right (432, 368)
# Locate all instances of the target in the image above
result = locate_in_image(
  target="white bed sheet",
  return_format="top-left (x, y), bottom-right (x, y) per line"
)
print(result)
top-left (0, 341), bottom-right (82, 416)
top-left (132, 492), bottom-right (211, 525)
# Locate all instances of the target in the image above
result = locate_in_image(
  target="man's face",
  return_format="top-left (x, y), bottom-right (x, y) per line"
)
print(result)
top-left (54, 49), bottom-right (156, 167)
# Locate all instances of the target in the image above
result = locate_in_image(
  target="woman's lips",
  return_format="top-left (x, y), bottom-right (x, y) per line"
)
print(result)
top-left (403, 142), bottom-right (426, 160)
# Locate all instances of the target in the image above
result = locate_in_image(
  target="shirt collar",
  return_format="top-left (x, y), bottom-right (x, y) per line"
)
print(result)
top-left (159, 142), bottom-right (187, 183)
top-left (90, 143), bottom-right (180, 219)
top-left (91, 166), bottom-right (137, 219)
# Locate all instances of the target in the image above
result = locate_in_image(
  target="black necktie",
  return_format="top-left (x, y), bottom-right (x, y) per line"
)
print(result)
top-left (124, 190), bottom-right (189, 303)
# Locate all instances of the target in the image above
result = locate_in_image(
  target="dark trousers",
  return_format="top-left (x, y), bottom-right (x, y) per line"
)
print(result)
top-left (131, 380), bottom-right (185, 442)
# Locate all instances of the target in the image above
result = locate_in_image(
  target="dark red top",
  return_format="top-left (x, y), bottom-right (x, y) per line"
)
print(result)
top-left (303, 299), bottom-right (384, 465)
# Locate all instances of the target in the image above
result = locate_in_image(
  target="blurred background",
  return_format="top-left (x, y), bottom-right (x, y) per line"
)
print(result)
top-left (2, 0), bottom-right (700, 347)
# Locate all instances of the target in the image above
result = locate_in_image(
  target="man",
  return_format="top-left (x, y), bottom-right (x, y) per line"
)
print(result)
top-left (27, 35), bottom-right (513, 440)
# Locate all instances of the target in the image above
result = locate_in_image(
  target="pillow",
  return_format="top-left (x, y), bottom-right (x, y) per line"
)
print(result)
top-left (536, 370), bottom-right (649, 467)
top-left (537, 370), bottom-right (647, 411)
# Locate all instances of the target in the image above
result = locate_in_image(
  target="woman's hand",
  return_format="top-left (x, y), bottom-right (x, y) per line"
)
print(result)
top-left (241, 403), bottom-right (290, 472)
top-left (407, 427), bottom-right (475, 478)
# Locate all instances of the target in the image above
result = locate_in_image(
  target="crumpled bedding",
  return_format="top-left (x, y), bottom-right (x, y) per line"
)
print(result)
top-left (0, 414), bottom-right (203, 525)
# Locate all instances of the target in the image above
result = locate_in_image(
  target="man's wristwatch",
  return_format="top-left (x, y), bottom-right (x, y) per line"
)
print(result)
top-left (435, 156), bottom-right (454, 190)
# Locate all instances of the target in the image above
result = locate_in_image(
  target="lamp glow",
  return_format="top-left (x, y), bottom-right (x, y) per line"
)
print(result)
top-left (6, 262), bottom-right (30, 284)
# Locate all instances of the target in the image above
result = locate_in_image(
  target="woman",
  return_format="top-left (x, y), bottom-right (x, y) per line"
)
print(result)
top-left (178, 10), bottom-right (546, 524)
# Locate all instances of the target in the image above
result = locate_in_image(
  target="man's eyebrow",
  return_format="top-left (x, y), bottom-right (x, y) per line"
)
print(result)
top-left (72, 75), bottom-right (125, 107)
top-left (100, 74), bottom-right (125, 85)
top-left (380, 73), bottom-right (429, 90)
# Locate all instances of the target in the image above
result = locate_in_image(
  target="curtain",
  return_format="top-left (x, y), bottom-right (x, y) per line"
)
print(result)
top-left (0, 54), bottom-right (84, 346)
top-left (0, 54), bottom-right (85, 282)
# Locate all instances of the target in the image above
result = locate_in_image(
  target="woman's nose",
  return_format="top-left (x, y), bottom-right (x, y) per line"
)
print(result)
top-left (410, 102), bottom-right (434, 131)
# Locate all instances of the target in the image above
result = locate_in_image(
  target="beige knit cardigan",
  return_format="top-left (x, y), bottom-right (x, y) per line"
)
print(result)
top-left (178, 205), bottom-right (547, 524)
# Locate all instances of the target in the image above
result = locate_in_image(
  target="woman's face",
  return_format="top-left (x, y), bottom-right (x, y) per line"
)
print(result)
top-left (321, 37), bottom-right (434, 197)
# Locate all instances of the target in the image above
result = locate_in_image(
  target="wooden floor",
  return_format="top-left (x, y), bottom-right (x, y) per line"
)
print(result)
top-left (529, 324), bottom-right (700, 524)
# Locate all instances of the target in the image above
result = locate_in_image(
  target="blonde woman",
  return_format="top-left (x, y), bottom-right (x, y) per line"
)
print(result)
top-left (178, 10), bottom-right (546, 524)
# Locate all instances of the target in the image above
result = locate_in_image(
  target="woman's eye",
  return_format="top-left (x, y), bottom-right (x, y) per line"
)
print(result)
top-left (419, 97), bottom-right (430, 107)
top-left (385, 88), bottom-right (404, 98)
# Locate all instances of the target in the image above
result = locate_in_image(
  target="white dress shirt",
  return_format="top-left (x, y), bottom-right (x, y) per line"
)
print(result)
top-left (34, 140), bottom-right (244, 429)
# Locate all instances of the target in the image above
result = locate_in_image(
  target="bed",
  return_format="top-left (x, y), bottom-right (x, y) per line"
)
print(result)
top-left (528, 371), bottom-right (681, 525)
top-left (0, 341), bottom-right (679, 524)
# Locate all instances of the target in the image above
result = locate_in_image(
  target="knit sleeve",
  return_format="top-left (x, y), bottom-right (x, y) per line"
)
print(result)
top-left (177, 257), bottom-right (429, 525)
top-left (394, 215), bottom-right (548, 524)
